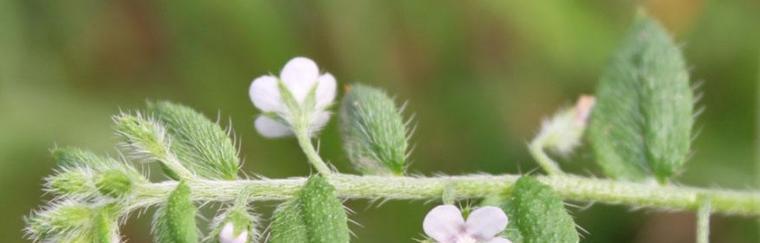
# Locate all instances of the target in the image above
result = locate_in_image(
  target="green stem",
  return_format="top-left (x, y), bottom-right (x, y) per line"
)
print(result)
top-left (697, 198), bottom-right (711, 243)
top-left (132, 174), bottom-right (760, 216)
top-left (528, 137), bottom-right (564, 175)
top-left (294, 127), bottom-right (332, 176)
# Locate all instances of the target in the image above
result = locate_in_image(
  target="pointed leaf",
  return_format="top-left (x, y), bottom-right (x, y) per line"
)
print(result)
top-left (340, 84), bottom-right (409, 175)
top-left (148, 101), bottom-right (240, 180)
top-left (588, 13), bottom-right (694, 182)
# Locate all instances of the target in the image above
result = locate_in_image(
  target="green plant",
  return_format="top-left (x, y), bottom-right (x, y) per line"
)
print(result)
top-left (26, 13), bottom-right (760, 243)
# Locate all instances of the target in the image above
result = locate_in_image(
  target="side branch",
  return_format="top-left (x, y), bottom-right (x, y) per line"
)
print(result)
top-left (134, 174), bottom-right (760, 216)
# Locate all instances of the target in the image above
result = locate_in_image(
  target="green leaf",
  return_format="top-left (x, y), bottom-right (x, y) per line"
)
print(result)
top-left (588, 13), bottom-right (694, 182)
top-left (92, 207), bottom-right (120, 243)
top-left (153, 181), bottom-right (199, 243)
top-left (270, 176), bottom-right (350, 243)
top-left (340, 84), bottom-right (410, 175)
top-left (509, 176), bottom-right (579, 243)
top-left (147, 101), bottom-right (240, 180)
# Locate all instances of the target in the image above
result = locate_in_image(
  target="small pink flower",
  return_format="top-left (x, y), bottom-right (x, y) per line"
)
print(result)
top-left (573, 95), bottom-right (596, 125)
top-left (423, 205), bottom-right (511, 243)
top-left (219, 223), bottom-right (248, 243)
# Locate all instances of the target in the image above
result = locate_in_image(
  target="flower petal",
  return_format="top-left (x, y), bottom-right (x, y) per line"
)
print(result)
top-left (249, 75), bottom-right (283, 112)
top-left (423, 205), bottom-right (465, 242)
top-left (485, 237), bottom-right (512, 243)
top-left (280, 57), bottom-right (319, 102)
top-left (315, 73), bottom-right (337, 109)
top-left (255, 116), bottom-right (293, 138)
top-left (308, 111), bottom-right (331, 136)
top-left (464, 206), bottom-right (508, 239)
top-left (220, 223), bottom-right (248, 243)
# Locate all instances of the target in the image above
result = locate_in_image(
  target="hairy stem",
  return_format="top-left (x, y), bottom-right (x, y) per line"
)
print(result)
top-left (528, 138), bottom-right (564, 176)
top-left (697, 198), bottom-right (711, 243)
top-left (131, 174), bottom-right (760, 216)
top-left (294, 127), bottom-right (332, 176)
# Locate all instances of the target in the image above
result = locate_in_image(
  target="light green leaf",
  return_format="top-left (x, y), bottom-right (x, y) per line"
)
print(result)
top-left (588, 12), bottom-right (694, 182)
top-left (269, 176), bottom-right (350, 243)
top-left (509, 176), bottom-right (579, 243)
top-left (340, 84), bottom-right (410, 175)
top-left (153, 181), bottom-right (199, 243)
top-left (148, 101), bottom-right (240, 180)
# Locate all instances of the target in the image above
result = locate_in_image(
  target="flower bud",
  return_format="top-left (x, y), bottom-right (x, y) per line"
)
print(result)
top-left (46, 169), bottom-right (94, 197)
top-left (220, 222), bottom-right (248, 243)
top-left (535, 95), bottom-right (596, 156)
top-left (211, 206), bottom-right (256, 243)
top-left (95, 169), bottom-right (134, 198)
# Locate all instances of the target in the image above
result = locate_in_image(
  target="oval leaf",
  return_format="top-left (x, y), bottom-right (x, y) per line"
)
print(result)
top-left (269, 176), bottom-right (350, 243)
top-left (153, 181), bottom-right (198, 243)
top-left (510, 176), bottom-right (579, 243)
top-left (588, 13), bottom-right (693, 182)
top-left (340, 84), bottom-right (409, 175)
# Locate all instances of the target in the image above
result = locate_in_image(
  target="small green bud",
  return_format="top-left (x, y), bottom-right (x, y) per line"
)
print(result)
top-left (270, 176), bottom-right (350, 243)
top-left (114, 113), bottom-right (192, 179)
top-left (340, 84), bottom-right (410, 175)
top-left (46, 169), bottom-right (94, 197)
top-left (152, 180), bottom-right (199, 243)
top-left (26, 201), bottom-right (93, 240)
top-left (95, 169), bottom-right (134, 198)
top-left (52, 147), bottom-right (110, 167)
top-left (534, 96), bottom-right (595, 156)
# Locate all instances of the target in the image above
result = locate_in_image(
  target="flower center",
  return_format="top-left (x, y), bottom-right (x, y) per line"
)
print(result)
top-left (455, 235), bottom-right (478, 243)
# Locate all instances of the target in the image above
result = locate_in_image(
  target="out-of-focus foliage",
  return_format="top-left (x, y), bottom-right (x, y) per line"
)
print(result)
top-left (1, 0), bottom-right (758, 242)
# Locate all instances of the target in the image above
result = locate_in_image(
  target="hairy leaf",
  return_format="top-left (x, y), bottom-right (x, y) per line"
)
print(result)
top-left (340, 84), bottom-right (409, 175)
top-left (510, 176), bottom-right (578, 243)
top-left (588, 13), bottom-right (693, 182)
top-left (269, 176), bottom-right (350, 243)
top-left (153, 181), bottom-right (198, 243)
top-left (148, 101), bottom-right (240, 180)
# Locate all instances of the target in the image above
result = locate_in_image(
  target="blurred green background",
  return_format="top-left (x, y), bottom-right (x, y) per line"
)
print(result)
top-left (1, 0), bottom-right (759, 242)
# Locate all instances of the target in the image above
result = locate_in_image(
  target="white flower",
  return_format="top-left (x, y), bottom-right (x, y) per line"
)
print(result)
top-left (249, 57), bottom-right (337, 138)
top-left (220, 223), bottom-right (248, 243)
top-left (423, 205), bottom-right (511, 243)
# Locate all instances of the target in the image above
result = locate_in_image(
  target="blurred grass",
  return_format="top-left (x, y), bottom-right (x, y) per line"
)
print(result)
top-left (1, 0), bottom-right (759, 242)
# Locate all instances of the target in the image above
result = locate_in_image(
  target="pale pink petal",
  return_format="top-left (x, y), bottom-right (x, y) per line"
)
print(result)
top-left (464, 206), bottom-right (508, 239)
top-left (423, 205), bottom-right (465, 242)
top-left (249, 75), bottom-right (283, 112)
top-left (315, 73), bottom-right (337, 109)
top-left (255, 116), bottom-right (293, 138)
top-left (280, 57), bottom-right (319, 102)
top-left (308, 111), bottom-right (331, 136)
top-left (485, 237), bottom-right (512, 243)
top-left (220, 223), bottom-right (248, 243)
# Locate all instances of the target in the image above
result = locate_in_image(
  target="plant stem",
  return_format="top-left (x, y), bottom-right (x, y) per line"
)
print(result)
top-left (294, 127), bottom-right (332, 176)
top-left (132, 174), bottom-right (760, 216)
top-left (528, 138), bottom-right (564, 176)
top-left (697, 198), bottom-right (711, 243)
